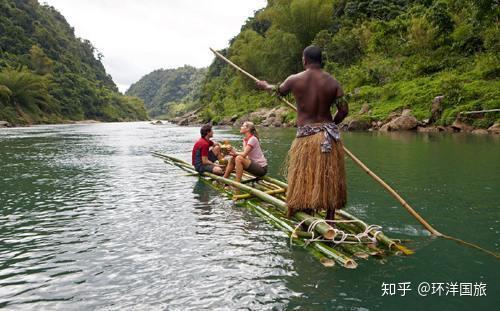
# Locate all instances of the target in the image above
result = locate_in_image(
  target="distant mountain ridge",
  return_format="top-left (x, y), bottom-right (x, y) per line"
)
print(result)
top-left (126, 65), bottom-right (207, 117)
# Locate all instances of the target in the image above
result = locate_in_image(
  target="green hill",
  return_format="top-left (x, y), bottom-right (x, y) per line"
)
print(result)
top-left (126, 66), bottom-right (207, 118)
top-left (197, 0), bottom-right (499, 128)
top-left (0, 0), bottom-right (147, 125)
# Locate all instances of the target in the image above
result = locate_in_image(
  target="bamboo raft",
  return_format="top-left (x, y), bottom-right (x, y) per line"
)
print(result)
top-left (153, 151), bottom-right (414, 269)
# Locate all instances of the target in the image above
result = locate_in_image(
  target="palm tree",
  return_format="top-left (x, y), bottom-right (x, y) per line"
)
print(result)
top-left (0, 68), bottom-right (55, 113)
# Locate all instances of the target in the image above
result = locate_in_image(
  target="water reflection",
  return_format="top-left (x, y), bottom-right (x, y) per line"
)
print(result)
top-left (0, 122), bottom-right (498, 310)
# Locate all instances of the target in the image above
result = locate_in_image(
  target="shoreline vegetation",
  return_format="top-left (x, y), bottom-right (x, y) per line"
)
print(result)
top-left (0, 1), bottom-right (147, 127)
top-left (132, 0), bottom-right (499, 135)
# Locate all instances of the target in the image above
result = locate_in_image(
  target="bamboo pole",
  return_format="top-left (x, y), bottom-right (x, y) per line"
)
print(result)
top-left (209, 47), bottom-right (441, 236)
top-left (233, 189), bottom-right (286, 201)
top-left (233, 188), bottom-right (286, 200)
top-left (263, 176), bottom-right (288, 189)
top-left (459, 109), bottom-right (500, 115)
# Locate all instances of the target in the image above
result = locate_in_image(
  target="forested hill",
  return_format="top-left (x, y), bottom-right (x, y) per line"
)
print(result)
top-left (126, 66), bottom-right (207, 118)
top-left (196, 0), bottom-right (499, 128)
top-left (0, 0), bottom-right (147, 126)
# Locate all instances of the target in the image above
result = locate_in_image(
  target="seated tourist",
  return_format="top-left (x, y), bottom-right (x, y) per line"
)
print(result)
top-left (223, 121), bottom-right (268, 182)
top-left (192, 124), bottom-right (224, 175)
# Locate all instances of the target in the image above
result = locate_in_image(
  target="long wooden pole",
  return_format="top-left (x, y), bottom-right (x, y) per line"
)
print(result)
top-left (209, 47), bottom-right (442, 236)
top-left (459, 109), bottom-right (500, 115)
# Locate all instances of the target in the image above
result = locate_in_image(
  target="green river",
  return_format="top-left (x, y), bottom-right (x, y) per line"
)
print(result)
top-left (0, 122), bottom-right (498, 310)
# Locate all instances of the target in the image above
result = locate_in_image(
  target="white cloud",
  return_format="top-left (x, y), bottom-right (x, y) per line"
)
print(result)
top-left (42, 0), bottom-right (267, 92)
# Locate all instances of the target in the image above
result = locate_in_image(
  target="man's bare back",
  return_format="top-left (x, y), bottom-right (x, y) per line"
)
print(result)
top-left (256, 45), bottom-right (348, 127)
top-left (277, 68), bottom-right (346, 126)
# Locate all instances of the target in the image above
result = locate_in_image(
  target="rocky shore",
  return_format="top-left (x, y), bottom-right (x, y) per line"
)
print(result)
top-left (0, 121), bottom-right (12, 128)
top-left (168, 96), bottom-right (500, 135)
top-left (0, 119), bottom-right (101, 128)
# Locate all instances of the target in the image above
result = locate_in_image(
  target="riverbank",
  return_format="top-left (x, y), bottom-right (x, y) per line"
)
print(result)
top-left (167, 105), bottom-right (500, 135)
top-left (0, 119), bottom-right (149, 128)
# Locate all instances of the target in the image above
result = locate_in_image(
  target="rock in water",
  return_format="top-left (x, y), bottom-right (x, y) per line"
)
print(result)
top-left (488, 123), bottom-right (500, 134)
top-left (348, 119), bottom-right (371, 131)
top-left (472, 129), bottom-right (489, 135)
top-left (430, 96), bottom-right (444, 123)
top-left (218, 116), bottom-right (234, 126)
top-left (417, 126), bottom-right (440, 132)
top-left (0, 121), bottom-right (11, 127)
top-left (380, 116), bottom-right (418, 131)
top-left (451, 119), bottom-right (473, 132)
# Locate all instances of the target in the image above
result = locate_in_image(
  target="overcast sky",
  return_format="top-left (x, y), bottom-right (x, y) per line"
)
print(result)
top-left (43, 0), bottom-right (267, 92)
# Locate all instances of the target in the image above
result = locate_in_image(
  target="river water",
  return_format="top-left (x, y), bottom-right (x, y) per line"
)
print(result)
top-left (0, 122), bottom-right (498, 310)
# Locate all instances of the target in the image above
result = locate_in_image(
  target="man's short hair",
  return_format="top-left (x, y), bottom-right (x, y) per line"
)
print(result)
top-left (200, 124), bottom-right (212, 137)
top-left (303, 45), bottom-right (322, 65)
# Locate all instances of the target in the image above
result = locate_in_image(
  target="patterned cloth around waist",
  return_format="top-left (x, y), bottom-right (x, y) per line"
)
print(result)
top-left (296, 123), bottom-right (341, 153)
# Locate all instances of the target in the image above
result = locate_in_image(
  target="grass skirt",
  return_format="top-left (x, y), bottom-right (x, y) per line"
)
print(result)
top-left (285, 132), bottom-right (347, 213)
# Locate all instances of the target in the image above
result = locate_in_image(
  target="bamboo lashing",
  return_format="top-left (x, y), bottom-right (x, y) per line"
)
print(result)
top-left (209, 48), bottom-right (499, 259)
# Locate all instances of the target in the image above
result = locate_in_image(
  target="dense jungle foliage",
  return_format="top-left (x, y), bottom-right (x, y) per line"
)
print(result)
top-left (188, 0), bottom-right (499, 127)
top-left (0, 0), bottom-right (147, 125)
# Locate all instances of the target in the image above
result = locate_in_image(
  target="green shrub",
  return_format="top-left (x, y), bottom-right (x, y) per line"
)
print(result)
top-left (439, 73), bottom-right (464, 108)
top-left (473, 53), bottom-right (500, 79)
top-left (472, 118), bottom-right (494, 129)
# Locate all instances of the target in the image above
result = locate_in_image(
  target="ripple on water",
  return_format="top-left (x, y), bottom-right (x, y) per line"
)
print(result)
top-left (1, 123), bottom-right (498, 310)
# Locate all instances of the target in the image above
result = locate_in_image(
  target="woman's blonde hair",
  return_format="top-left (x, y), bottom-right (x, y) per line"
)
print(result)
top-left (243, 121), bottom-right (259, 140)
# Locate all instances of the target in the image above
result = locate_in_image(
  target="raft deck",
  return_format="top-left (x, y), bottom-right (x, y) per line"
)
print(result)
top-left (153, 151), bottom-right (413, 269)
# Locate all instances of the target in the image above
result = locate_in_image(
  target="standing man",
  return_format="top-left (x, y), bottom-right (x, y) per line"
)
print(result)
top-left (256, 45), bottom-right (348, 220)
top-left (192, 124), bottom-right (224, 175)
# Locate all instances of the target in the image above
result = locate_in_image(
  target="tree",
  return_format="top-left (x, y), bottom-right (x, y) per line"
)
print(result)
top-left (30, 45), bottom-right (53, 75)
top-left (407, 16), bottom-right (437, 51)
top-left (265, 0), bottom-right (335, 46)
top-left (0, 68), bottom-right (53, 112)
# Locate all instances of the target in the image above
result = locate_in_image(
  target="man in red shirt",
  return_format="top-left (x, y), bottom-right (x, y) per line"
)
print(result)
top-left (192, 124), bottom-right (224, 175)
